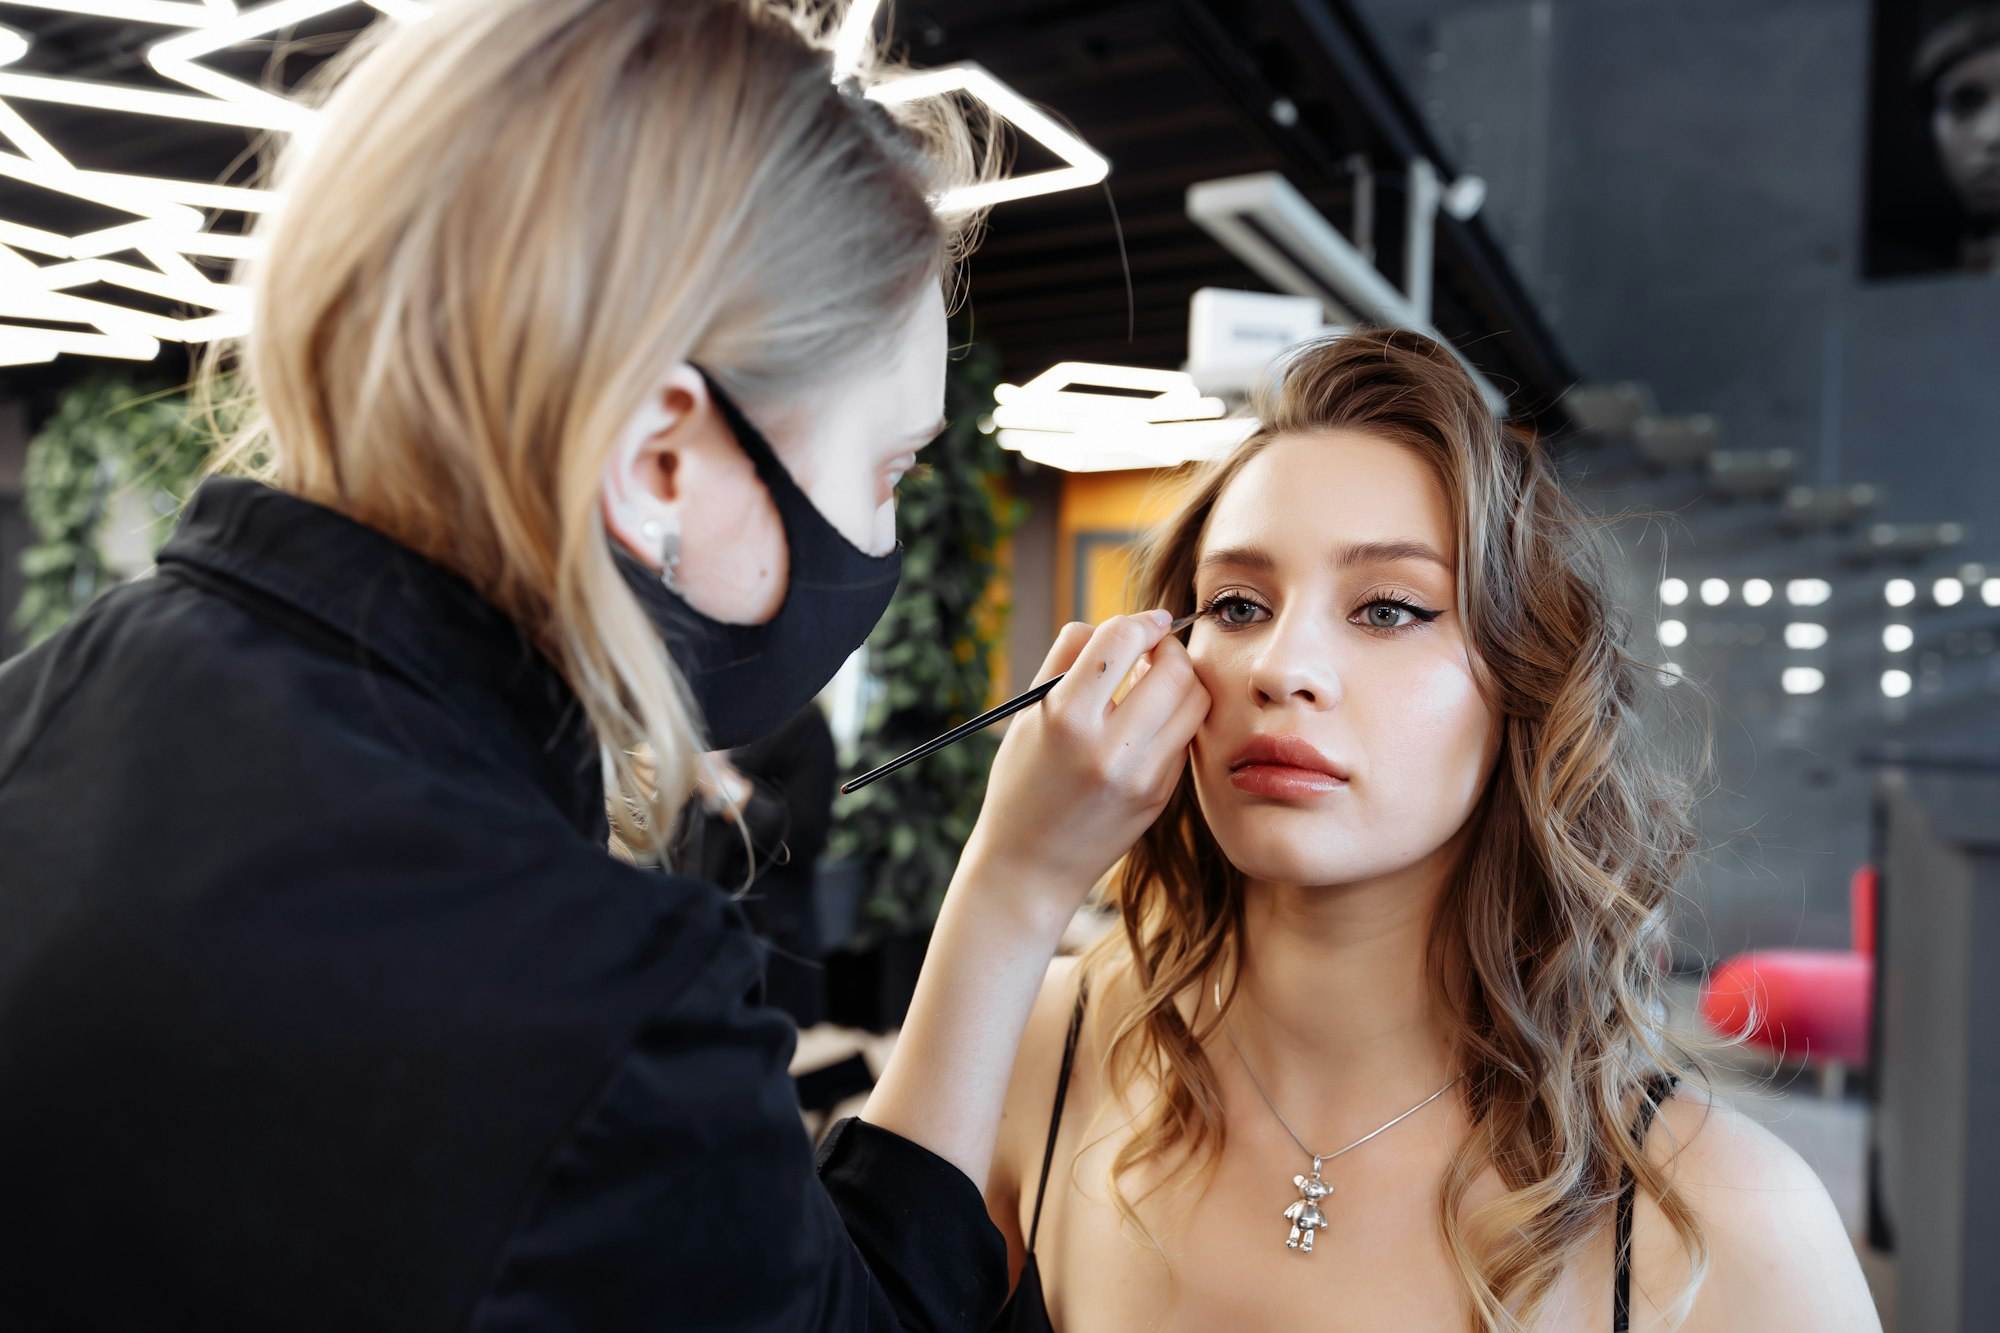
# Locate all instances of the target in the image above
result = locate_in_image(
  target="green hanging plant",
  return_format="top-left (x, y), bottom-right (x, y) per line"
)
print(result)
top-left (14, 377), bottom-right (220, 648)
top-left (830, 343), bottom-right (1025, 941)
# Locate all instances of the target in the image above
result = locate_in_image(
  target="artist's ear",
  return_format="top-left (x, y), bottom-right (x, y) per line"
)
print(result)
top-left (602, 363), bottom-right (712, 568)
top-left (599, 363), bottom-right (790, 623)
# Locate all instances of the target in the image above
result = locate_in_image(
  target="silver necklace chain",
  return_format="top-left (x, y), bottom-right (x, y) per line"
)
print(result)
top-left (1213, 979), bottom-right (1460, 1169)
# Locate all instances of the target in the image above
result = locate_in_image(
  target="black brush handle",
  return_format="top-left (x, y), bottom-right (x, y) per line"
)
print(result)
top-left (838, 675), bottom-right (1061, 794)
top-left (837, 611), bottom-right (1200, 795)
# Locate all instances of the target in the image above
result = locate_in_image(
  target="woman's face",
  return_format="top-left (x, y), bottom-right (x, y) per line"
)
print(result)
top-left (1185, 430), bottom-right (1503, 890)
top-left (609, 283), bottom-right (947, 624)
top-left (1934, 44), bottom-right (2000, 221)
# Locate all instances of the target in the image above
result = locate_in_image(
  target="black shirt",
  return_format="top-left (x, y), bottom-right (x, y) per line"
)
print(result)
top-left (678, 706), bottom-right (837, 948)
top-left (0, 478), bottom-right (1005, 1331)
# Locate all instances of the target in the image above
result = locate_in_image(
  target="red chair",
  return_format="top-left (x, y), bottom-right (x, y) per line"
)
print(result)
top-left (1698, 865), bottom-right (1876, 1094)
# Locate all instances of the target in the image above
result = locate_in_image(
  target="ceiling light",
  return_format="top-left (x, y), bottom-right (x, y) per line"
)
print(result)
top-left (1885, 578), bottom-right (1916, 607)
top-left (869, 64), bottom-right (1109, 213)
top-left (1660, 577), bottom-right (1687, 607)
top-left (1658, 619), bottom-right (1687, 648)
top-left (1934, 578), bottom-right (1964, 607)
top-left (0, 0), bottom-right (422, 365)
top-left (1, 2), bottom-right (1105, 366)
top-left (1700, 578), bottom-right (1729, 606)
top-left (1881, 669), bottom-right (1912, 699)
top-left (1883, 625), bottom-right (1913, 653)
top-left (992, 362), bottom-right (1251, 472)
top-left (1441, 173), bottom-right (1486, 221)
top-left (1741, 578), bottom-right (1772, 607)
top-left (1786, 578), bottom-right (1831, 607)
top-left (1185, 172), bottom-right (1505, 415)
top-left (1782, 667), bottom-right (1824, 695)
top-left (1784, 623), bottom-right (1827, 650)
top-left (831, 0), bottom-right (880, 82)
top-left (0, 1), bottom-right (226, 25)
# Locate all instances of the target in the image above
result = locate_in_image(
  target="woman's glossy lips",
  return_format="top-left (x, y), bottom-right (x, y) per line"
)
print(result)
top-left (1225, 733), bottom-right (1350, 800)
top-left (1228, 764), bottom-right (1348, 800)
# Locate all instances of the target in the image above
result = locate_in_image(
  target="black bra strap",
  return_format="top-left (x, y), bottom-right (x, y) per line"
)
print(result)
top-left (1613, 1073), bottom-right (1679, 1331)
top-left (1026, 984), bottom-right (1088, 1254)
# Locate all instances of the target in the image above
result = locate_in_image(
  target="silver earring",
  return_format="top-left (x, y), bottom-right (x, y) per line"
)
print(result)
top-left (640, 517), bottom-right (684, 594)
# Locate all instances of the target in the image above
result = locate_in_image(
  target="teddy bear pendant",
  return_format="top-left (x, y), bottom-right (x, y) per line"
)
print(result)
top-left (1282, 1157), bottom-right (1333, 1254)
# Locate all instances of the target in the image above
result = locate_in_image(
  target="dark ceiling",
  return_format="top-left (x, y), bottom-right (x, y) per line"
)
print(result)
top-left (909, 0), bottom-right (1577, 431)
top-left (0, 0), bottom-right (1577, 431)
top-left (918, 0), bottom-right (1289, 374)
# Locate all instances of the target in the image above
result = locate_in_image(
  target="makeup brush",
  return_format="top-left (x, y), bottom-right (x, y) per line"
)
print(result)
top-left (839, 610), bottom-right (1204, 794)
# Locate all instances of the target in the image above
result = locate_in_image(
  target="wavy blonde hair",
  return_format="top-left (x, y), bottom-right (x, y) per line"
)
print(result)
top-left (204, 0), bottom-right (988, 857)
top-left (1085, 328), bottom-right (1709, 1329)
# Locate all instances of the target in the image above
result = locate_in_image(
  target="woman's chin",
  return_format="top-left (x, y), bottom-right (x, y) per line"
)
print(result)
top-left (1196, 805), bottom-right (1422, 892)
top-left (1204, 829), bottom-right (1359, 890)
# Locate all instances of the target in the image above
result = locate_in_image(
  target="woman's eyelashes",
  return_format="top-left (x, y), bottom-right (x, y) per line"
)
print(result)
top-left (1354, 589), bottom-right (1446, 633)
top-left (1198, 590), bottom-right (1268, 627)
top-left (1195, 587), bottom-right (1444, 636)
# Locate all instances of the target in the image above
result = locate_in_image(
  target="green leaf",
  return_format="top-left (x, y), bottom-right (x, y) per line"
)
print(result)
top-left (13, 374), bottom-right (224, 645)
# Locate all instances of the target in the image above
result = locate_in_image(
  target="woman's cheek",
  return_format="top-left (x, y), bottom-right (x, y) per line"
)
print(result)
top-left (1366, 655), bottom-right (1496, 810)
top-left (1186, 647), bottom-right (1241, 732)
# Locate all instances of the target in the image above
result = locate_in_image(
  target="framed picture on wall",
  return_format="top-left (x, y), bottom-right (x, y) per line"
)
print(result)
top-left (1864, 2), bottom-right (2000, 278)
top-left (1069, 530), bottom-right (1142, 627)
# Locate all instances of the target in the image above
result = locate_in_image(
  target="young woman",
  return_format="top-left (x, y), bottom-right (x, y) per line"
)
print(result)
top-left (1916, 5), bottom-right (2000, 273)
top-left (0, 2), bottom-right (1206, 1328)
top-left (986, 329), bottom-right (1879, 1331)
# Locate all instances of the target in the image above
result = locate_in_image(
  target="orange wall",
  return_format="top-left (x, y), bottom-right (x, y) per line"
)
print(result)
top-left (975, 477), bottom-right (1015, 709)
top-left (1053, 469), bottom-right (1194, 626)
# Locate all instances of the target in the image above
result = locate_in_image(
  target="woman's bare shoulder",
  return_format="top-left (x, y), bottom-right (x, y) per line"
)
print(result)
top-left (1628, 1085), bottom-right (1880, 1332)
top-left (991, 948), bottom-right (1141, 1177)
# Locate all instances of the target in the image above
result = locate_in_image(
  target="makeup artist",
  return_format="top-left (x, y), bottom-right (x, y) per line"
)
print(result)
top-left (0, 2), bottom-right (1207, 1329)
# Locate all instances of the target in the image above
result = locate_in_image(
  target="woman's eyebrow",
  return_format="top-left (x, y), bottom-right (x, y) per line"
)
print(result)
top-left (1334, 539), bottom-right (1450, 570)
top-left (1195, 539), bottom-right (1449, 575)
top-left (1194, 545), bottom-right (1276, 575)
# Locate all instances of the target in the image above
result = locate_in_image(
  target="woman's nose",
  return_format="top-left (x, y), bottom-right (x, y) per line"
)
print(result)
top-left (1246, 615), bottom-right (1343, 710)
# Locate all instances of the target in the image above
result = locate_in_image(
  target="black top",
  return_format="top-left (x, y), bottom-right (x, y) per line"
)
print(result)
top-left (0, 478), bottom-right (1005, 1331)
top-left (678, 706), bottom-right (841, 1027)
top-left (679, 705), bottom-right (837, 949)
top-left (991, 990), bottom-right (1676, 1332)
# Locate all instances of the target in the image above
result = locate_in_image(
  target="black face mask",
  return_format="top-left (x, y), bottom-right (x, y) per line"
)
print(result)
top-left (615, 370), bottom-right (902, 749)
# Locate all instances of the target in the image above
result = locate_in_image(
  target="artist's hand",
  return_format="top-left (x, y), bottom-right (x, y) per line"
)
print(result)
top-left (959, 610), bottom-right (1209, 937)
top-left (866, 616), bottom-right (1206, 1187)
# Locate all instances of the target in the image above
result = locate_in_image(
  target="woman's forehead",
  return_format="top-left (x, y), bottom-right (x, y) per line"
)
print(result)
top-left (1199, 430), bottom-right (1455, 563)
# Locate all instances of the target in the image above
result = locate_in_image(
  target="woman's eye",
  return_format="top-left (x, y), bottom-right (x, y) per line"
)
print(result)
top-left (1207, 594), bottom-right (1267, 626)
top-left (1364, 602), bottom-right (1415, 629)
top-left (1946, 84), bottom-right (1990, 119)
top-left (1357, 599), bottom-right (1439, 631)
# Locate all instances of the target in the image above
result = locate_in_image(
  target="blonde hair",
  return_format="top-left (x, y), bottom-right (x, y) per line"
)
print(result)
top-left (1086, 329), bottom-right (1710, 1329)
top-left (203, 0), bottom-right (987, 858)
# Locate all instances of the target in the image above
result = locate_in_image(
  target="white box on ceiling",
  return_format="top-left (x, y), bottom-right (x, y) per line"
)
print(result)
top-left (1185, 288), bottom-right (1328, 397)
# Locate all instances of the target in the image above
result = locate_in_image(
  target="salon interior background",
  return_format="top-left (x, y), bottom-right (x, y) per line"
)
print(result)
top-left (1, 0), bottom-right (1994, 960)
top-left (0, 0), bottom-right (1995, 1321)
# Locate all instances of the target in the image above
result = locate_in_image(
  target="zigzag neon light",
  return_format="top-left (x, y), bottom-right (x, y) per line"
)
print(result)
top-left (0, 0), bottom-right (1107, 365)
